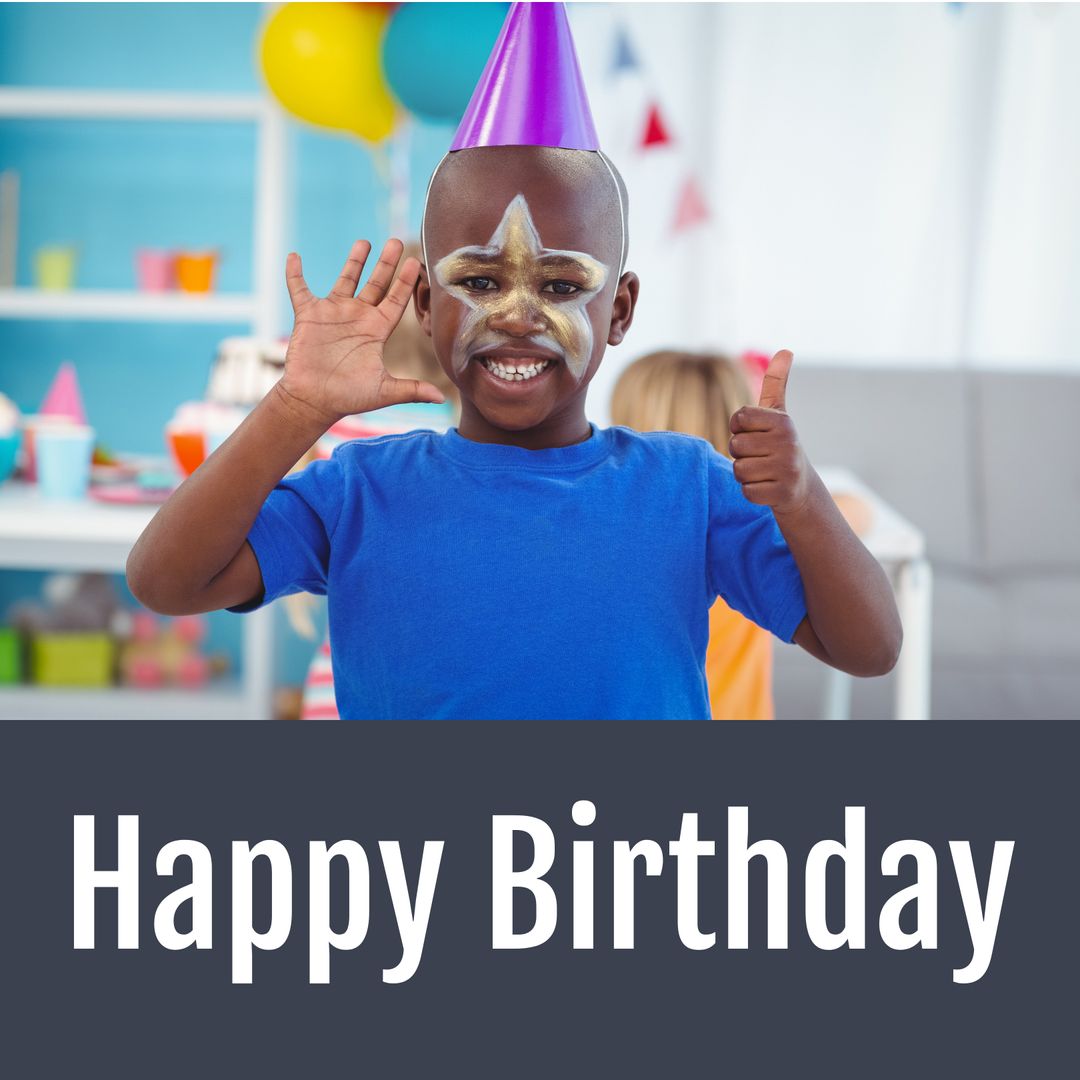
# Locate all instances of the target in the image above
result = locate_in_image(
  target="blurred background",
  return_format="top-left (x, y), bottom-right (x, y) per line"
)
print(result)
top-left (0, 2), bottom-right (1076, 720)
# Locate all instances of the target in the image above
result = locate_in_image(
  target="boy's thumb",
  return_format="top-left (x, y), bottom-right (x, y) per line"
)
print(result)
top-left (758, 350), bottom-right (793, 411)
top-left (379, 377), bottom-right (446, 409)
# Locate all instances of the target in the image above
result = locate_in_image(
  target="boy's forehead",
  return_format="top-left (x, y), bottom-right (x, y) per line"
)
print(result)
top-left (424, 147), bottom-right (621, 265)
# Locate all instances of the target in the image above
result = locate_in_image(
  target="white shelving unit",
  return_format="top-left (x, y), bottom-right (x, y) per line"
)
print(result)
top-left (0, 482), bottom-right (269, 719)
top-left (0, 682), bottom-right (249, 721)
top-left (0, 288), bottom-right (257, 323)
top-left (0, 88), bottom-right (270, 121)
top-left (0, 86), bottom-right (287, 720)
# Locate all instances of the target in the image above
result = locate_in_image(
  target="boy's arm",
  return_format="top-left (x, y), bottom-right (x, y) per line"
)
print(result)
top-left (126, 239), bottom-right (444, 616)
top-left (728, 351), bottom-right (902, 677)
top-left (125, 387), bottom-right (331, 614)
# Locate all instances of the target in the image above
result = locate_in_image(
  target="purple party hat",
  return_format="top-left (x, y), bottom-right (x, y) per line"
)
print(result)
top-left (450, 2), bottom-right (600, 152)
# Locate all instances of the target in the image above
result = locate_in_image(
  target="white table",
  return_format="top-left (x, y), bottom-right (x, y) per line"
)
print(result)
top-left (0, 472), bottom-right (930, 721)
top-left (0, 483), bottom-right (273, 719)
top-left (817, 467), bottom-right (932, 721)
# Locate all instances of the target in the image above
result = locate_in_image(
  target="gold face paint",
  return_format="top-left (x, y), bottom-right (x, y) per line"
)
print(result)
top-left (433, 194), bottom-right (610, 381)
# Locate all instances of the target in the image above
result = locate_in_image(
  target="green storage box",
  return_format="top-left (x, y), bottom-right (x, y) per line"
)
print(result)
top-left (0, 627), bottom-right (20, 685)
top-left (30, 632), bottom-right (115, 688)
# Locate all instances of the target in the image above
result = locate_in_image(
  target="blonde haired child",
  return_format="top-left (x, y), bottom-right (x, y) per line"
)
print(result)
top-left (610, 350), bottom-right (774, 719)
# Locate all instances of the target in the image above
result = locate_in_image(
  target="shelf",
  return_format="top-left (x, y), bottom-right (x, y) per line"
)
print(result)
top-left (0, 87), bottom-right (270, 122)
top-left (0, 483), bottom-right (161, 572)
top-left (0, 681), bottom-right (250, 720)
top-left (0, 287), bottom-right (257, 323)
top-left (0, 81), bottom-right (287, 720)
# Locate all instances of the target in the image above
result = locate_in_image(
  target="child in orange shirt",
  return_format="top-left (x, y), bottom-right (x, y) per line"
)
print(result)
top-left (610, 351), bottom-right (774, 719)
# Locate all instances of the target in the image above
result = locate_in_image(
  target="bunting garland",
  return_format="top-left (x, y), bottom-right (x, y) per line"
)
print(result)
top-left (639, 103), bottom-right (672, 149)
top-left (610, 23), bottom-right (639, 75)
top-left (604, 18), bottom-right (709, 237)
top-left (672, 174), bottom-right (709, 232)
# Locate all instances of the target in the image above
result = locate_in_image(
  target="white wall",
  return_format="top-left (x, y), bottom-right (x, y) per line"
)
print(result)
top-left (569, 2), bottom-right (1080, 422)
top-left (968, 4), bottom-right (1080, 368)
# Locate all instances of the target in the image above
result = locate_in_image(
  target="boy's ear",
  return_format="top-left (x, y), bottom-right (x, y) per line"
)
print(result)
top-left (413, 264), bottom-right (433, 336)
top-left (607, 271), bottom-right (639, 347)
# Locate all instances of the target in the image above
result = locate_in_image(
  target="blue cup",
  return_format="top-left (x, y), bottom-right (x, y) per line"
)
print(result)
top-left (36, 424), bottom-right (95, 500)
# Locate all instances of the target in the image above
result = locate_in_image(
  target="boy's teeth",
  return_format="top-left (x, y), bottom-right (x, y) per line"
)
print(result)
top-left (482, 357), bottom-right (552, 382)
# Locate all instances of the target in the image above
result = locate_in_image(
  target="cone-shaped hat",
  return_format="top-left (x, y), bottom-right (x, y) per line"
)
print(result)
top-left (450, 2), bottom-right (600, 152)
top-left (39, 361), bottom-right (87, 425)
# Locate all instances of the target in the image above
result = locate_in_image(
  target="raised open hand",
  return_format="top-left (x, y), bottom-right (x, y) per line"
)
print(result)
top-left (277, 238), bottom-right (445, 427)
top-left (728, 349), bottom-right (811, 517)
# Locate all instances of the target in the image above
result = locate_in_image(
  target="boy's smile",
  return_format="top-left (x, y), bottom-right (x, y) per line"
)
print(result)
top-left (416, 146), bottom-right (638, 449)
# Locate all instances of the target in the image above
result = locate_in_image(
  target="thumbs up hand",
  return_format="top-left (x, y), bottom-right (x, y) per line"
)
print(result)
top-left (726, 350), bottom-right (904, 676)
top-left (728, 350), bottom-right (811, 517)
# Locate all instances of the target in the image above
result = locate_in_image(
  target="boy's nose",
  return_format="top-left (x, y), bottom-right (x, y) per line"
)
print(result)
top-left (487, 300), bottom-right (546, 337)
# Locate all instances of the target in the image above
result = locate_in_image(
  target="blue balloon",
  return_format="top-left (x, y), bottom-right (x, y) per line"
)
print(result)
top-left (382, 2), bottom-right (510, 124)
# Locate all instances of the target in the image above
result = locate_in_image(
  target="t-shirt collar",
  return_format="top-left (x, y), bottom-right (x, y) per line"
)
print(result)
top-left (440, 423), bottom-right (611, 470)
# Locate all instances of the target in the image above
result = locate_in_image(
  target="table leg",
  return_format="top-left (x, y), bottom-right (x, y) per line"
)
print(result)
top-left (894, 557), bottom-right (933, 720)
top-left (823, 668), bottom-right (854, 720)
top-left (242, 604), bottom-right (275, 719)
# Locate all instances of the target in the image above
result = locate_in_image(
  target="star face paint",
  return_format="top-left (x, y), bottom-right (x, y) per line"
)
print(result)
top-left (433, 194), bottom-right (610, 383)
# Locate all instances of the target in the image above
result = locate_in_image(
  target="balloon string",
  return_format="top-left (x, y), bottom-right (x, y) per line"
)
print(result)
top-left (389, 117), bottom-right (412, 239)
top-left (370, 144), bottom-right (391, 238)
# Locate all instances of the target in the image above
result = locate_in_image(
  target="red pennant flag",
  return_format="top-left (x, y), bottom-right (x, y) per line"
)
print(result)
top-left (640, 103), bottom-right (672, 149)
top-left (673, 174), bottom-right (709, 232)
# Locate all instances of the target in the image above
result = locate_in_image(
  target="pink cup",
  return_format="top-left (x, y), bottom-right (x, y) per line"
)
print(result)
top-left (136, 249), bottom-right (176, 292)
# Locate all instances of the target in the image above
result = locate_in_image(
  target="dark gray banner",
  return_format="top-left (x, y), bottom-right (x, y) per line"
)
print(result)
top-left (1, 721), bottom-right (1074, 1077)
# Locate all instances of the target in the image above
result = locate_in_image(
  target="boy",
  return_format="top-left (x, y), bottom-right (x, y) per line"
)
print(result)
top-left (127, 3), bottom-right (900, 719)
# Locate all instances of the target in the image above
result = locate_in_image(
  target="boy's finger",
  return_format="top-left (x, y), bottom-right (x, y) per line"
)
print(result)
top-left (329, 239), bottom-right (372, 300)
top-left (379, 257), bottom-right (422, 316)
top-left (378, 376), bottom-right (446, 409)
top-left (732, 456), bottom-right (776, 486)
top-left (285, 253), bottom-right (315, 313)
top-left (358, 238), bottom-right (406, 305)
top-left (739, 480), bottom-right (783, 506)
top-left (728, 431), bottom-right (774, 459)
top-left (757, 349), bottom-right (793, 411)
top-left (729, 405), bottom-right (783, 434)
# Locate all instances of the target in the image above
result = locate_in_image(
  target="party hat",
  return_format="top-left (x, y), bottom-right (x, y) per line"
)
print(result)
top-left (450, 2), bottom-right (600, 152)
top-left (39, 360), bottom-right (87, 425)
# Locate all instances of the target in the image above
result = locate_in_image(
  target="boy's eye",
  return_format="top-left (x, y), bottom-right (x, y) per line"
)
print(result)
top-left (542, 281), bottom-right (581, 296)
top-left (462, 276), bottom-right (497, 291)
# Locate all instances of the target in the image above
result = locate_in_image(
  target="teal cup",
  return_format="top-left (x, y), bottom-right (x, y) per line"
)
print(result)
top-left (36, 424), bottom-right (95, 500)
top-left (0, 430), bottom-right (21, 482)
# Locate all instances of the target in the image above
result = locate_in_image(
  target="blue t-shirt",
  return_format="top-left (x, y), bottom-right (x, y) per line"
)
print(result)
top-left (237, 425), bottom-right (807, 719)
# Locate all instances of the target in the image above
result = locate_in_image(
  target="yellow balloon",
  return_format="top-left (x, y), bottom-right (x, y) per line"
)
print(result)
top-left (259, 2), bottom-right (396, 142)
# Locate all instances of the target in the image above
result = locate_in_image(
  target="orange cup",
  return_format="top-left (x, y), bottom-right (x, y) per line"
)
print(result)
top-left (174, 251), bottom-right (218, 293)
top-left (166, 427), bottom-right (206, 477)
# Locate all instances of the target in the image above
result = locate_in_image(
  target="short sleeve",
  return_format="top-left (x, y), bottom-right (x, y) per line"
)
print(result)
top-left (706, 448), bottom-right (807, 642)
top-left (228, 454), bottom-right (345, 612)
